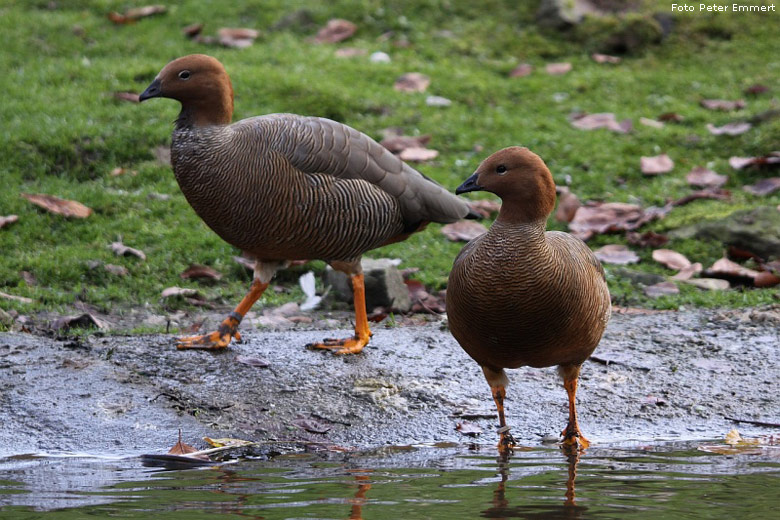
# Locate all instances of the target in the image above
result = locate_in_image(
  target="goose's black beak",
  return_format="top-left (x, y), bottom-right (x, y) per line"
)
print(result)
top-left (456, 172), bottom-right (483, 195)
top-left (139, 78), bottom-right (162, 102)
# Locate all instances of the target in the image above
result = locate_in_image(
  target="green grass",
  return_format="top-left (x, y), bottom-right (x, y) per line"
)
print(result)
top-left (1, 0), bottom-right (778, 317)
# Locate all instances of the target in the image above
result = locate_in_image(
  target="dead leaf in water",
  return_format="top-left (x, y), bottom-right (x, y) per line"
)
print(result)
top-left (441, 221), bottom-right (488, 242)
top-left (593, 245), bottom-right (639, 265)
top-left (312, 18), bottom-right (356, 43)
top-left (743, 177), bottom-right (780, 196)
top-left (394, 72), bottom-right (430, 93)
top-left (640, 154), bottom-right (674, 175)
top-left (456, 421), bottom-right (483, 436)
top-left (652, 249), bottom-right (691, 270)
top-left (21, 193), bottom-right (92, 218)
top-left (686, 167), bottom-right (727, 188)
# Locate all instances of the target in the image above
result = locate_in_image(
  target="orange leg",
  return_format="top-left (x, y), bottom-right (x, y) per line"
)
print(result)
top-left (307, 273), bottom-right (371, 355)
top-left (559, 364), bottom-right (590, 449)
top-left (177, 280), bottom-right (268, 350)
top-left (491, 385), bottom-right (516, 453)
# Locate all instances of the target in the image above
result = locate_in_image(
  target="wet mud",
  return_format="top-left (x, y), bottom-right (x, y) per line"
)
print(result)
top-left (0, 306), bottom-right (778, 458)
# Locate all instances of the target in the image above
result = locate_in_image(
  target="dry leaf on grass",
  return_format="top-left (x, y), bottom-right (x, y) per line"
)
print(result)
top-left (110, 167), bottom-right (137, 177)
top-left (312, 19), bottom-right (356, 43)
top-left (0, 215), bottom-right (19, 229)
top-left (104, 264), bottom-right (129, 276)
top-left (652, 249), bottom-right (691, 270)
top-left (568, 202), bottom-right (669, 241)
top-left (108, 5), bottom-right (166, 24)
top-left (591, 53), bottom-right (621, 64)
top-left (700, 99), bottom-right (746, 111)
top-left (686, 167), bottom-right (727, 188)
top-left (0, 291), bottom-right (33, 304)
top-left (218, 28), bottom-right (259, 48)
top-left (707, 257), bottom-right (760, 281)
top-left (644, 281), bottom-right (679, 298)
top-left (707, 122), bottom-right (751, 135)
top-left (554, 188), bottom-right (581, 223)
top-left (743, 178), bottom-right (780, 196)
top-left (53, 313), bottom-right (109, 331)
top-left (640, 154), bottom-right (674, 175)
top-left (545, 62), bottom-right (572, 75)
top-left (468, 199), bottom-right (501, 218)
top-left (161, 287), bottom-right (199, 299)
top-left (441, 221), bottom-right (488, 242)
top-left (671, 263), bottom-right (703, 281)
top-left (755, 271), bottom-right (780, 288)
top-left (111, 241), bottom-right (146, 260)
top-left (594, 245), bottom-right (639, 265)
top-left (639, 117), bottom-right (664, 129)
top-left (394, 72), bottom-right (430, 93)
top-left (671, 188), bottom-right (731, 206)
top-left (180, 264), bottom-right (222, 281)
top-left (729, 153), bottom-right (780, 169)
top-left (509, 63), bottom-right (533, 77)
top-left (744, 84), bottom-right (770, 96)
top-left (456, 421), bottom-right (483, 436)
top-left (380, 134), bottom-right (431, 153)
top-left (399, 147), bottom-right (438, 162)
top-left (21, 193), bottom-right (92, 218)
top-left (626, 231), bottom-right (668, 248)
top-left (182, 23), bottom-right (204, 38)
top-left (682, 278), bottom-right (730, 291)
top-left (113, 91), bottom-right (140, 103)
top-left (570, 113), bottom-right (632, 133)
top-left (658, 112), bottom-right (684, 122)
top-left (334, 47), bottom-right (366, 58)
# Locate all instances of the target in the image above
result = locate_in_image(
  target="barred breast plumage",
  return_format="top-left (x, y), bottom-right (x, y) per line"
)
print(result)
top-left (139, 54), bottom-right (476, 354)
top-left (445, 146), bottom-right (610, 452)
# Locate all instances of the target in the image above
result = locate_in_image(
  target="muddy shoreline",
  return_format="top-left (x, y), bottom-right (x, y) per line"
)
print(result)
top-left (0, 306), bottom-right (778, 458)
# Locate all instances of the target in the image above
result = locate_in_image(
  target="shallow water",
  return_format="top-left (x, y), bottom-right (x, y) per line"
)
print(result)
top-left (1, 441), bottom-right (778, 519)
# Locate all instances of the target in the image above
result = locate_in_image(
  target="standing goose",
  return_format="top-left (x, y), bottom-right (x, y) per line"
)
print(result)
top-left (139, 54), bottom-right (475, 354)
top-left (446, 147), bottom-right (610, 451)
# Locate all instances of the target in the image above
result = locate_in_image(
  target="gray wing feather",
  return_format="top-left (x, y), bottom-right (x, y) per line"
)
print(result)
top-left (248, 114), bottom-right (469, 224)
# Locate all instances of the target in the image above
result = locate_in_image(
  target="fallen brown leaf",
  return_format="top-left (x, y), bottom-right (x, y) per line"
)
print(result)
top-left (652, 249), bottom-right (691, 270)
top-left (744, 84), bottom-right (770, 96)
top-left (110, 167), bottom-right (137, 177)
top-left (570, 113), bottom-right (631, 133)
top-left (658, 112), bottom-right (684, 122)
top-left (0, 215), bottom-right (19, 229)
top-left (21, 193), bottom-right (92, 218)
top-left (754, 271), bottom-right (780, 288)
top-left (113, 91), bottom-right (140, 103)
top-left (380, 134), bottom-right (431, 153)
top-left (509, 63), bottom-right (533, 77)
top-left (626, 231), bottom-right (668, 248)
top-left (108, 5), bottom-right (166, 24)
top-left (700, 99), bottom-right (746, 111)
top-left (440, 220), bottom-right (488, 242)
top-left (682, 278), bottom-right (730, 291)
top-left (334, 47), bottom-right (367, 58)
top-left (644, 281), bottom-right (679, 298)
top-left (218, 28), bottom-right (259, 48)
top-left (729, 153), bottom-right (780, 169)
top-left (312, 18), bottom-right (356, 44)
top-left (743, 177), bottom-right (780, 196)
top-left (0, 291), bottom-right (33, 304)
top-left (456, 421), bottom-right (483, 436)
top-left (104, 264), bottom-right (129, 276)
top-left (671, 263), bottom-right (703, 281)
top-left (591, 53), bottom-right (621, 64)
top-left (707, 122), bottom-right (751, 135)
top-left (545, 62), bottom-right (572, 75)
top-left (394, 72), bottom-right (430, 93)
top-left (182, 23), bottom-right (204, 38)
top-left (53, 313), bottom-right (109, 331)
top-left (111, 241), bottom-right (146, 260)
top-left (640, 154), bottom-right (674, 175)
top-left (161, 287), bottom-right (199, 299)
top-left (399, 147), bottom-right (438, 162)
top-left (708, 257), bottom-right (760, 281)
top-left (686, 166), bottom-right (727, 188)
top-left (671, 188), bottom-right (731, 206)
top-left (180, 264), bottom-right (222, 281)
top-left (554, 188), bottom-right (580, 223)
top-left (593, 244), bottom-right (639, 265)
top-left (468, 199), bottom-right (501, 218)
top-left (639, 117), bottom-right (664, 129)
top-left (568, 202), bottom-right (669, 241)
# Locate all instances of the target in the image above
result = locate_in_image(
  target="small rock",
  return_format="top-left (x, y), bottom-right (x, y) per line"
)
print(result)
top-left (369, 51), bottom-right (391, 63)
top-left (325, 258), bottom-right (411, 312)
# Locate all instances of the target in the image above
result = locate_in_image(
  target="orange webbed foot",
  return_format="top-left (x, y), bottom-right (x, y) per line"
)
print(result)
top-left (497, 426), bottom-right (517, 454)
top-left (176, 314), bottom-right (241, 350)
top-left (306, 335), bottom-right (370, 355)
top-left (561, 424), bottom-right (590, 450)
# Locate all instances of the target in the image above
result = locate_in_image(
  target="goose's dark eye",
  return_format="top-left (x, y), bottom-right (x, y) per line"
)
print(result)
top-left (496, 165), bottom-right (507, 174)
top-left (178, 70), bottom-right (191, 80)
